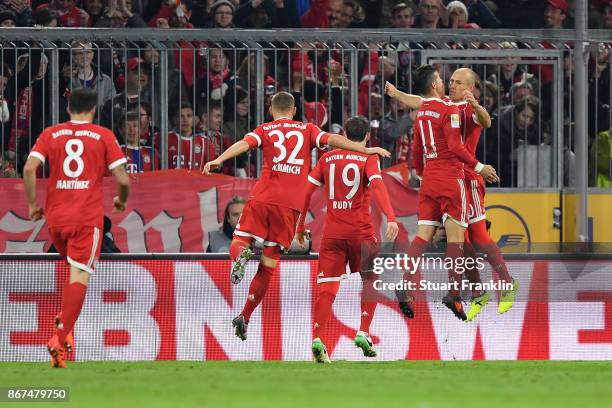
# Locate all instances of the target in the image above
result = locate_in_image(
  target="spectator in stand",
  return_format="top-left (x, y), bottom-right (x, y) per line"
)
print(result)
top-left (6, 50), bottom-right (50, 174)
top-left (508, 79), bottom-right (535, 105)
top-left (413, 0), bottom-right (446, 28)
top-left (94, 0), bottom-right (147, 27)
top-left (34, 7), bottom-right (58, 26)
top-left (358, 54), bottom-right (395, 116)
top-left (0, 9), bottom-right (17, 26)
top-left (35, 0), bottom-right (89, 27)
top-left (126, 102), bottom-right (160, 147)
top-left (195, 47), bottom-right (230, 102)
top-left (167, 103), bottom-right (217, 170)
top-left (301, 0), bottom-right (342, 28)
top-left (389, 2), bottom-right (415, 28)
top-left (0, 0), bottom-right (33, 27)
top-left (58, 41), bottom-right (116, 123)
top-left (238, 0), bottom-right (300, 28)
top-left (207, 196), bottom-right (246, 253)
top-left (446, 1), bottom-right (468, 28)
top-left (205, 0), bottom-right (235, 27)
top-left (381, 93), bottom-right (413, 168)
top-left (481, 80), bottom-right (499, 115)
top-left (0, 63), bottom-right (12, 157)
top-left (82, 0), bottom-right (104, 25)
top-left (101, 57), bottom-right (151, 130)
top-left (543, 0), bottom-right (568, 29)
top-left (197, 100), bottom-right (232, 173)
top-left (119, 112), bottom-right (159, 173)
top-left (223, 87), bottom-right (252, 177)
top-left (487, 96), bottom-right (540, 187)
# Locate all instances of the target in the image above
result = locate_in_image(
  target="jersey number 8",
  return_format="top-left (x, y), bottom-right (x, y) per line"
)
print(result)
top-left (63, 139), bottom-right (85, 178)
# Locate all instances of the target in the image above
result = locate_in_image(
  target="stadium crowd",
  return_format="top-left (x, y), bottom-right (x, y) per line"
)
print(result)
top-left (0, 0), bottom-right (610, 187)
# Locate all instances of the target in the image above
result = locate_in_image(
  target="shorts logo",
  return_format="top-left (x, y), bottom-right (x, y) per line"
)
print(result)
top-left (450, 114), bottom-right (460, 128)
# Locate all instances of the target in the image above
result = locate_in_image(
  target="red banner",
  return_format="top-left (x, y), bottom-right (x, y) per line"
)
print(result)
top-left (2, 258), bottom-right (612, 361)
top-left (0, 167), bottom-right (418, 253)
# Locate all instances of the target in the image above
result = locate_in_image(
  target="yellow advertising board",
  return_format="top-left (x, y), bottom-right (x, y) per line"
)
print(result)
top-left (484, 192), bottom-right (560, 251)
top-left (562, 192), bottom-right (612, 242)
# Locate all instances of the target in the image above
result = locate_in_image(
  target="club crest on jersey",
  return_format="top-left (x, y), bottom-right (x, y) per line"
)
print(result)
top-left (450, 114), bottom-right (460, 128)
top-left (195, 144), bottom-right (202, 154)
top-left (144, 155), bottom-right (151, 163)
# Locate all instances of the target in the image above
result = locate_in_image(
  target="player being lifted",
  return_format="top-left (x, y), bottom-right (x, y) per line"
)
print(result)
top-left (296, 116), bottom-right (399, 363)
top-left (386, 68), bottom-right (519, 321)
top-left (202, 92), bottom-right (390, 341)
top-left (23, 89), bottom-right (130, 368)
top-left (385, 65), bottom-right (498, 320)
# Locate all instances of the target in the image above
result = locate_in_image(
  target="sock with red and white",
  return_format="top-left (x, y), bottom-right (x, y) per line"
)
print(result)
top-left (313, 281), bottom-right (340, 342)
top-left (241, 263), bottom-right (275, 323)
top-left (359, 273), bottom-right (377, 334)
top-left (445, 242), bottom-right (464, 297)
top-left (469, 220), bottom-right (512, 283)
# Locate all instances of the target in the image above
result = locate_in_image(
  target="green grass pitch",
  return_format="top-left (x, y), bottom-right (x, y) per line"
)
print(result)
top-left (1, 361), bottom-right (612, 408)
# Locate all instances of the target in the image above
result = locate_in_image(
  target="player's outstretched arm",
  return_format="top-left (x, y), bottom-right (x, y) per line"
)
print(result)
top-left (22, 156), bottom-right (44, 221)
top-left (202, 140), bottom-right (251, 175)
top-left (385, 81), bottom-right (423, 109)
top-left (111, 165), bottom-right (130, 213)
top-left (327, 134), bottom-right (391, 158)
top-left (370, 178), bottom-right (399, 241)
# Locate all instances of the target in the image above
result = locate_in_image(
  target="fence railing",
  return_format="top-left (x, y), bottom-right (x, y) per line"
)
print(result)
top-left (0, 29), bottom-right (609, 189)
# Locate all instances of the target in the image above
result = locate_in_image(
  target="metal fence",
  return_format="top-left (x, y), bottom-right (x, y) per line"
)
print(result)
top-left (0, 28), bottom-right (609, 189)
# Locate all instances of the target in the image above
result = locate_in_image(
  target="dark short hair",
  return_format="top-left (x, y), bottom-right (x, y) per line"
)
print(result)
top-left (198, 100), bottom-right (222, 117)
top-left (344, 115), bottom-right (370, 142)
top-left (271, 91), bottom-right (295, 111)
top-left (68, 88), bottom-right (98, 114)
top-left (120, 111), bottom-right (141, 126)
top-left (514, 95), bottom-right (539, 116)
top-left (35, 8), bottom-right (58, 26)
top-left (413, 64), bottom-right (438, 96)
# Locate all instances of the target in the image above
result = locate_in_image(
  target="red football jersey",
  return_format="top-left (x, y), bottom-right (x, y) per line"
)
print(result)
top-left (243, 117), bottom-right (330, 211)
top-left (308, 149), bottom-right (382, 239)
top-left (29, 121), bottom-right (126, 229)
top-left (412, 97), bottom-right (478, 179)
top-left (167, 131), bottom-right (217, 170)
top-left (121, 145), bottom-right (159, 173)
top-left (456, 102), bottom-right (484, 179)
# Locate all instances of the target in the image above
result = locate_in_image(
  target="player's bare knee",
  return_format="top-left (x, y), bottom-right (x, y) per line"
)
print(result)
top-left (416, 225), bottom-right (436, 242)
top-left (70, 266), bottom-right (91, 286)
top-left (444, 218), bottom-right (466, 243)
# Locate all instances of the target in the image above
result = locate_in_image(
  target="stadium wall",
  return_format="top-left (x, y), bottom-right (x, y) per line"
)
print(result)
top-left (1, 256), bottom-right (612, 361)
top-left (2, 170), bottom-right (612, 254)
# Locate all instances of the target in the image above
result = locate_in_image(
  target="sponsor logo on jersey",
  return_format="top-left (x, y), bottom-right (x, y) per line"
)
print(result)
top-left (450, 114), bottom-right (460, 128)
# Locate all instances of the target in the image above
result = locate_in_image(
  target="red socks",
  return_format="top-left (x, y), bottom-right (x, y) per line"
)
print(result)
top-left (57, 282), bottom-right (87, 345)
top-left (313, 282), bottom-right (339, 340)
top-left (445, 242), bottom-right (464, 297)
top-left (359, 274), bottom-right (377, 333)
top-left (241, 263), bottom-right (275, 322)
top-left (403, 236), bottom-right (429, 280)
top-left (469, 220), bottom-right (512, 283)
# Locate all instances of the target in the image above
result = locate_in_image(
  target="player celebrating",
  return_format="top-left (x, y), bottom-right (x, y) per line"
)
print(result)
top-left (386, 68), bottom-right (519, 321)
top-left (23, 88), bottom-right (130, 368)
top-left (386, 65), bottom-right (498, 321)
top-left (202, 92), bottom-right (390, 341)
top-left (296, 115), bottom-right (399, 363)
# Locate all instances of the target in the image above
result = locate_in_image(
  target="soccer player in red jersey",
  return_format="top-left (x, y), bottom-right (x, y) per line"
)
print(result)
top-left (23, 89), bottom-right (130, 368)
top-left (386, 68), bottom-right (519, 321)
top-left (202, 92), bottom-right (390, 341)
top-left (385, 65), bottom-right (499, 321)
top-left (295, 116), bottom-right (399, 363)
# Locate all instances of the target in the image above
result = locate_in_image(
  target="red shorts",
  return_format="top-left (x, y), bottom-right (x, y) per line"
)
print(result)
top-left (234, 200), bottom-right (300, 250)
top-left (418, 176), bottom-right (468, 228)
top-left (318, 238), bottom-right (378, 284)
top-left (49, 225), bottom-right (102, 274)
top-left (466, 175), bottom-right (486, 224)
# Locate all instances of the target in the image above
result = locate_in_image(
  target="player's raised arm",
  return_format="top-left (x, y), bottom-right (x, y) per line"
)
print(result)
top-left (23, 155), bottom-right (44, 221)
top-left (202, 139), bottom-right (252, 175)
top-left (327, 134), bottom-right (391, 158)
top-left (385, 81), bottom-right (423, 109)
